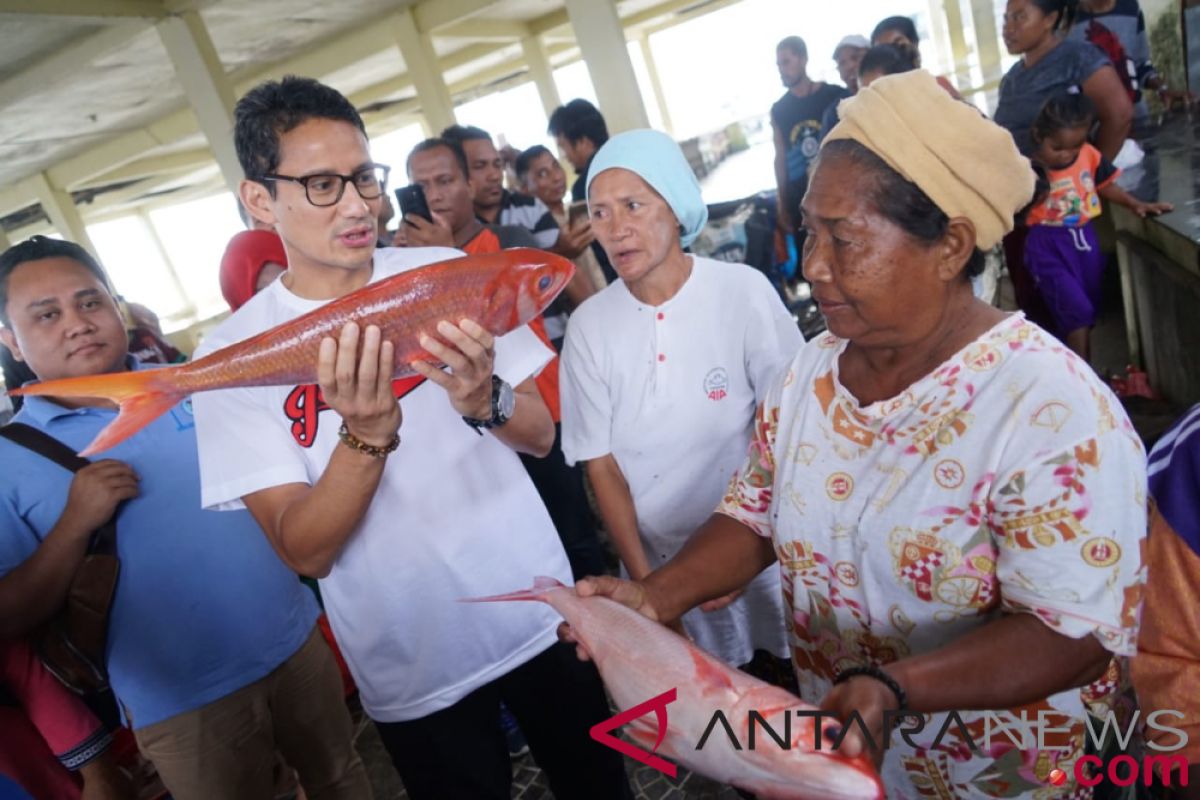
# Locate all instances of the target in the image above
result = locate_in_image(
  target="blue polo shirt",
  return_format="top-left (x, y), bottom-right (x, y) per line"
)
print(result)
top-left (0, 365), bottom-right (318, 729)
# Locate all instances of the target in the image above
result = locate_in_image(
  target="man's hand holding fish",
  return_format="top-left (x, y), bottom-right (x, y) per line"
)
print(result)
top-left (318, 321), bottom-right (402, 449)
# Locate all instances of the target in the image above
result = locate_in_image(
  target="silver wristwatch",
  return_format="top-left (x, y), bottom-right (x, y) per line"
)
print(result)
top-left (463, 375), bottom-right (514, 433)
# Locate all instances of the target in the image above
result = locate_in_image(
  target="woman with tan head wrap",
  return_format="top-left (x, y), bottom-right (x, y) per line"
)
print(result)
top-left (567, 71), bottom-right (1147, 798)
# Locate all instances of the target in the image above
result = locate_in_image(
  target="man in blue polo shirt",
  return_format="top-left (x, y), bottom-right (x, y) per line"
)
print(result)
top-left (0, 236), bottom-right (370, 800)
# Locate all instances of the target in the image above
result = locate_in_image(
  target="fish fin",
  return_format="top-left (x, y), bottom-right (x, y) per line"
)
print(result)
top-left (688, 646), bottom-right (736, 691)
top-left (460, 577), bottom-right (566, 604)
top-left (80, 389), bottom-right (186, 457)
top-left (8, 369), bottom-right (183, 456)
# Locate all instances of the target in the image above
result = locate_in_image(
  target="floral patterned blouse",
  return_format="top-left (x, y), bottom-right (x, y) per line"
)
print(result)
top-left (718, 314), bottom-right (1147, 799)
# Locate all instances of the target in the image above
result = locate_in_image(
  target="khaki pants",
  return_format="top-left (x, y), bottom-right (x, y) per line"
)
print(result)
top-left (134, 626), bottom-right (370, 800)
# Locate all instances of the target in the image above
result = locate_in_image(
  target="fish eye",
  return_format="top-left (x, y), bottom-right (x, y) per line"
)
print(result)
top-left (537, 275), bottom-right (552, 291)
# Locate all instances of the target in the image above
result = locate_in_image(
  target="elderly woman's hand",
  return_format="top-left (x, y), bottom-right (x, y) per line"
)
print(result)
top-left (558, 575), bottom-right (685, 660)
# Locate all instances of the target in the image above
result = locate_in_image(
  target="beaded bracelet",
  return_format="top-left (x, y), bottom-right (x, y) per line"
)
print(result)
top-left (337, 422), bottom-right (399, 458)
top-left (833, 664), bottom-right (908, 711)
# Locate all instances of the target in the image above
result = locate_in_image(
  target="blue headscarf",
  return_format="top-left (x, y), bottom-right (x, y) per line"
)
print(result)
top-left (585, 129), bottom-right (709, 248)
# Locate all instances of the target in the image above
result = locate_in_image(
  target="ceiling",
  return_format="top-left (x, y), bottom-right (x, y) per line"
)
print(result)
top-left (0, 0), bottom-right (730, 237)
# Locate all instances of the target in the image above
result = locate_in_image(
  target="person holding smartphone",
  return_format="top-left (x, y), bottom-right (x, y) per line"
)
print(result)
top-left (516, 145), bottom-right (606, 298)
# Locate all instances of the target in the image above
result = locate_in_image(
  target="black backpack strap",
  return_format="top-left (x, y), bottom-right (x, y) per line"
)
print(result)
top-left (0, 422), bottom-right (89, 472)
top-left (0, 422), bottom-right (117, 555)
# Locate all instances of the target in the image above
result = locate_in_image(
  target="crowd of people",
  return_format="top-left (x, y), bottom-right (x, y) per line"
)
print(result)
top-left (1, 0), bottom-right (1197, 798)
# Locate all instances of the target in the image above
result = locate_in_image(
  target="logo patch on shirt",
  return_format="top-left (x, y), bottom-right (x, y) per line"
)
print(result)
top-left (703, 367), bottom-right (729, 402)
top-left (167, 398), bottom-right (195, 432)
top-left (282, 376), bottom-right (426, 447)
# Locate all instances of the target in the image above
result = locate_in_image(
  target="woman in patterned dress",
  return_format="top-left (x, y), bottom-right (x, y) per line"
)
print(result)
top-left (566, 71), bottom-right (1147, 799)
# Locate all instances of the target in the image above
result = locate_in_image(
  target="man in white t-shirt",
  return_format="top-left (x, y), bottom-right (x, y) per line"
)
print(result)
top-left (192, 76), bottom-right (631, 800)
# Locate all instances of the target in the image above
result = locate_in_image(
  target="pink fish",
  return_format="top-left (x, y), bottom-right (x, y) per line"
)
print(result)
top-left (464, 577), bottom-right (884, 800)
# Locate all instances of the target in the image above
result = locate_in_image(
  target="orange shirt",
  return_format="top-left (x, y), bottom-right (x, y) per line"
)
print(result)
top-left (461, 228), bottom-right (561, 422)
top-left (1025, 142), bottom-right (1120, 227)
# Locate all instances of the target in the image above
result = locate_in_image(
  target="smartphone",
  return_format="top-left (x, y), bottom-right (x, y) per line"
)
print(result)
top-left (567, 200), bottom-right (589, 228)
top-left (396, 185), bottom-right (432, 224)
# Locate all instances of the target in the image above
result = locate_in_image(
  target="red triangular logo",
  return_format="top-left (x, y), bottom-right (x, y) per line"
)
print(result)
top-left (589, 688), bottom-right (678, 777)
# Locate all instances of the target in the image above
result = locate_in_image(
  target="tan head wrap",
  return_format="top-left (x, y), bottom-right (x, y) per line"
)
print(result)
top-left (823, 70), bottom-right (1035, 250)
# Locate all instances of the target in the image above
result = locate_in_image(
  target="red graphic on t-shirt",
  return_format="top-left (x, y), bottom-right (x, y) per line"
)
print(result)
top-left (283, 376), bottom-right (426, 447)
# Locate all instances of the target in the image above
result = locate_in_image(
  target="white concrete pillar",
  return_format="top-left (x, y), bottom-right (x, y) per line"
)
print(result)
top-left (561, 0), bottom-right (650, 133)
top-left (391, 7), bottom-right (457, 134)
top-left (638, 33), bottom-right (673, 135)
top-left (29, 172), bottom-right (97, 255)
top-left (970, 0), bottom-right (1004, 84)
top-left (939, 0), bottom-right (972, 85)
top-left (925, 0), bottom-right (956, 78)
top-left (520, 34), bottom-right (562, 118)
top-left (0, 227), bottom-right (11, 251)
top-left (157, 10), bottom-right (243, 194)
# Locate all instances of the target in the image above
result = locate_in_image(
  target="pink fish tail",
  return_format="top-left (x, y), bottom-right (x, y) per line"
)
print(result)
top-left (459, 576), bottom-right (565, 604)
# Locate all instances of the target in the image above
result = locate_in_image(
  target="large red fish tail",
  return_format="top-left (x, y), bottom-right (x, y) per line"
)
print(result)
top-left (460, 576), bottom-right (566, 603)
top-left (8, 369), bottom-right (184, 456)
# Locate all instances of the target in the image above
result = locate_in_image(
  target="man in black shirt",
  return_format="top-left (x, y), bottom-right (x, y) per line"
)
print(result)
top-left (547, 99), bottom-right (616, 283)
top-left (771, 36), bottom-right (849, 242)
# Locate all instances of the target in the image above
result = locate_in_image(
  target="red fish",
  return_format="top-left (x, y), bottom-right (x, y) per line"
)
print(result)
top-left (465, 577), bottom-right (884, 800)
top-left (8, 248), bottom-right (573, 455)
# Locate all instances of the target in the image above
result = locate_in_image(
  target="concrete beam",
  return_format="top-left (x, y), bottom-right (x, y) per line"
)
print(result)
top-left (413, 0), bottom-right (497, 33)
top-left (233, 25), bottom-right (393, 91)
top-left (348, 43), bottom-right (498, 108)
top-left (78, 167), bottom-right (221, 224)
top-left (4, 0), bottom-right (734, 221)
top-left (29, 172), bottom-right (98, 254)
top-left (529, 0), bottom-right (708, 39)
top-left (0, 0), bottom-right (165, 18)
top-left (562, 0), bottom-right (649, 133)
top-left (440, 19), bottom-right (529, 42)
top-left (0, 228), bottom-right (11, 250)
top-left (520, 35), bottom-right (562, 117)
top-left (0, 22), bottom-right (147, 109)
top-left (75, 148), bottom-right (214, 190)
top-left (156, 10), bottom-right (242, 194)
top-left (44, 108), bottom-right (196, 192)
top-left (390, 7), bottom-right (458, 133)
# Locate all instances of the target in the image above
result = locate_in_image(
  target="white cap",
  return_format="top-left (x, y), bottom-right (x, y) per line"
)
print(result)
top-left (832, 34), bottom-right (870, 58)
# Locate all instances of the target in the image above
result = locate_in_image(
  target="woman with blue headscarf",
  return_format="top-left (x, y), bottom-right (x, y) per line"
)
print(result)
top-left (559, 129), bottom-right (802, 668)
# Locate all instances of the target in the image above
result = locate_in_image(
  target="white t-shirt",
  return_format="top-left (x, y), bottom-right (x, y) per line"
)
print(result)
top-left (193, 246), bottom-right (571, 722)
top-left (560, 256), bottom-right (802, 664)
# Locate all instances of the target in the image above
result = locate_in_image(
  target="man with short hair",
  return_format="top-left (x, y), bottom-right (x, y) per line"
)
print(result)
top-left (771, 35), bottom-right (849, 243)
top-left (547, 99), bottom-right (609, 202)
top-left (195, 77), bottom-right (630, 800)
top-left (405, 137), bottom-right (539, 253)
top-left (833, 34), bottom-right (870, 94)
top-left (546, 99), bottom-right (616, 284)
top-left (0, 236), bottom-right (367, 800)
top-left (439, 124), bottom-right (561, 248)
top-left (820, 34), bottom-right (871, 137)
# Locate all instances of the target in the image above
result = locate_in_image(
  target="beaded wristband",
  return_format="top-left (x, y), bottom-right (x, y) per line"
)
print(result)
top-left (337, 422), bottom-right (399, 458)
top-left (833, 664), bottom-right (908, 711)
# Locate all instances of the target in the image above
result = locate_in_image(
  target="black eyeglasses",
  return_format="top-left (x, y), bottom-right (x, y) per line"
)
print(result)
top-left (259, 164), bottom-right (391, 207)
